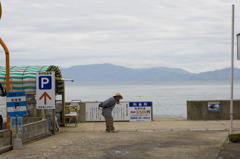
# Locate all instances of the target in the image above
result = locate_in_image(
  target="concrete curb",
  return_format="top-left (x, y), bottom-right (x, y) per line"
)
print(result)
top-left (0, 132), bottom-right (52, 155)
top-left (0, 145), bottom-right (12, 155)
top-left (23, 133), bottom-right (52, 145)
top-left (62, 129), bottom-right (232, 133)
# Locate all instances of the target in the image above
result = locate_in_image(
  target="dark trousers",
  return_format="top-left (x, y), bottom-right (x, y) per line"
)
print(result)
top-left (104, 117), bottom-right (114, 131)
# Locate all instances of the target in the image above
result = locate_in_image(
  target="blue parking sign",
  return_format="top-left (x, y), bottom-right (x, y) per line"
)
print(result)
top-left (36, 72), bottom-right (55, 109)
top-left (39, 76), bottom-right (52, 90)
top-left (7, 91), bottom-right (27, 117)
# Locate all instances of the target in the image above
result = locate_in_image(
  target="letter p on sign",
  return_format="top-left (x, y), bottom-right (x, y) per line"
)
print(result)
top-left (39, 76), bottom-right (52, 90)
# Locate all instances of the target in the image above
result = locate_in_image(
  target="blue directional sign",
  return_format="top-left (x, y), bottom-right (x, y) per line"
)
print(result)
top-left (7, 91), bottom-right (27, 117)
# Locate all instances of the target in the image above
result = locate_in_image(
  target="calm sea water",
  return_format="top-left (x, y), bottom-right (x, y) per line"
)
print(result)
top-left (64, 82), bottom-right (240, 118)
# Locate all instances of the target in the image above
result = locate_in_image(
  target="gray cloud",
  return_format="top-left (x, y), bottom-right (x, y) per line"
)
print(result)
top-left (0, 0), bottom-right (240, 73)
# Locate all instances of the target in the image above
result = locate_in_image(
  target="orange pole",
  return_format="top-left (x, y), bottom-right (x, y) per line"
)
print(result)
top-left (0, 37), bottom-right (10, 131)
top-left (0, 38), bottom-right (10, 92)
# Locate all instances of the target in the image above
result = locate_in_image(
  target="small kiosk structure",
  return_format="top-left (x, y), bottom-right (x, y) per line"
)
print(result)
top-left (0, 65), bottom-right (67, 124)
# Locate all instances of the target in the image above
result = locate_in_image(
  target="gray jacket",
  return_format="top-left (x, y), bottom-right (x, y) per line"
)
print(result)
top-left (102, 97), bottom-right (118, 117)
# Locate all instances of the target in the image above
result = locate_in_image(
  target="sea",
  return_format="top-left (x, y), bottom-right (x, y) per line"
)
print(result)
top-left (64, 81), bottom-right (240, 118)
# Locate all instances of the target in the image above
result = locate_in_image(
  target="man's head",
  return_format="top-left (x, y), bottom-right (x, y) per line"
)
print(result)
top-left (113, 92), bottom-right (123, 101)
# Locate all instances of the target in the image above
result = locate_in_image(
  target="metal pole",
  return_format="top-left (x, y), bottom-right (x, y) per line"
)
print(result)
top-left (52, 109), bottom-right (55, 134)
top-left (0, 37), bottom-right (11, 140)
top-left (0, 3), bottom-right (11, 142)
top-left (0, 38), bottom-right (10, 92)
top-left (230, 4), bottom-right (235, 134)
top-left (62, 81), bottom-right (65, 126)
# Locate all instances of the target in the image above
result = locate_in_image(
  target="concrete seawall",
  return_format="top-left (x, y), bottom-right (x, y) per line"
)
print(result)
top-left (187, 100), bottom-right (240, 120)
top-left (66, 102), bottom-right (153, 123)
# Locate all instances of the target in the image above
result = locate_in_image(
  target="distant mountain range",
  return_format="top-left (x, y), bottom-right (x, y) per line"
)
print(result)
top-left (60, 64), bottom-right (240, 83)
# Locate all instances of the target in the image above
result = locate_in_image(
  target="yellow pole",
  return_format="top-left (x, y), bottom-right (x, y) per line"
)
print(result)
top-left (0, 37), bottom-right (10, 131)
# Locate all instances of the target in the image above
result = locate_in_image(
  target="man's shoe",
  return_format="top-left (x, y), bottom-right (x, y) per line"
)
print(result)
top-left (111, 130), bottom-right (119, 133)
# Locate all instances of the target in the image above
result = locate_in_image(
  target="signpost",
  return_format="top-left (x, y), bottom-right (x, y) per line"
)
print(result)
top-left (36, 72), bottom-right (55, 109)
top-left (10, 116), bottom-right (23, 150)
top-left (6, 91), bottom-right (26, 150)
top-left (36, 72), bottom-right (56, 134)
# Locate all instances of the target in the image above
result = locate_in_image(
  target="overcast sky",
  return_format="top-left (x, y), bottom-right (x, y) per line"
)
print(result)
top-left (1, 0), bottom-right (240, 73)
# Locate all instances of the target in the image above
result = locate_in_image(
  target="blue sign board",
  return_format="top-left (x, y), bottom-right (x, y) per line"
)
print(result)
top-left (39, 76), bottom-right (52, 90)
top-left (36, 72), bottom-right (55, 109)
top-left (208, 102), bottom-right (220, 112)
top-left (129, 102), bottom-right (152, 121)
top-left (11, 117), bottom-right (23, 134)
top-left (129, 102), bottom-right (152, 107)
top-left (7, 91), bottom-right (27, 117)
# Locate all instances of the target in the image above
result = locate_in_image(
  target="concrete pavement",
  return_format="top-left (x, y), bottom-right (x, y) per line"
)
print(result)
top-left (0, 117), bottom-right (239, 159)
top-left (62, 117), bottom-right (240, 132)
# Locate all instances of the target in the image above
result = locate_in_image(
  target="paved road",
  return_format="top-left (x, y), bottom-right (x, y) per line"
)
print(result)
top-left (1, 118), bottom-right (239, 159)
top-left (217, 141), bottom-right (240, 159)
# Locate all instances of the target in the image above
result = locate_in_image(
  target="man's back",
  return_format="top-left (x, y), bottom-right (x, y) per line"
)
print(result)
top-left (102, 97), bottom-right (116, 117)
